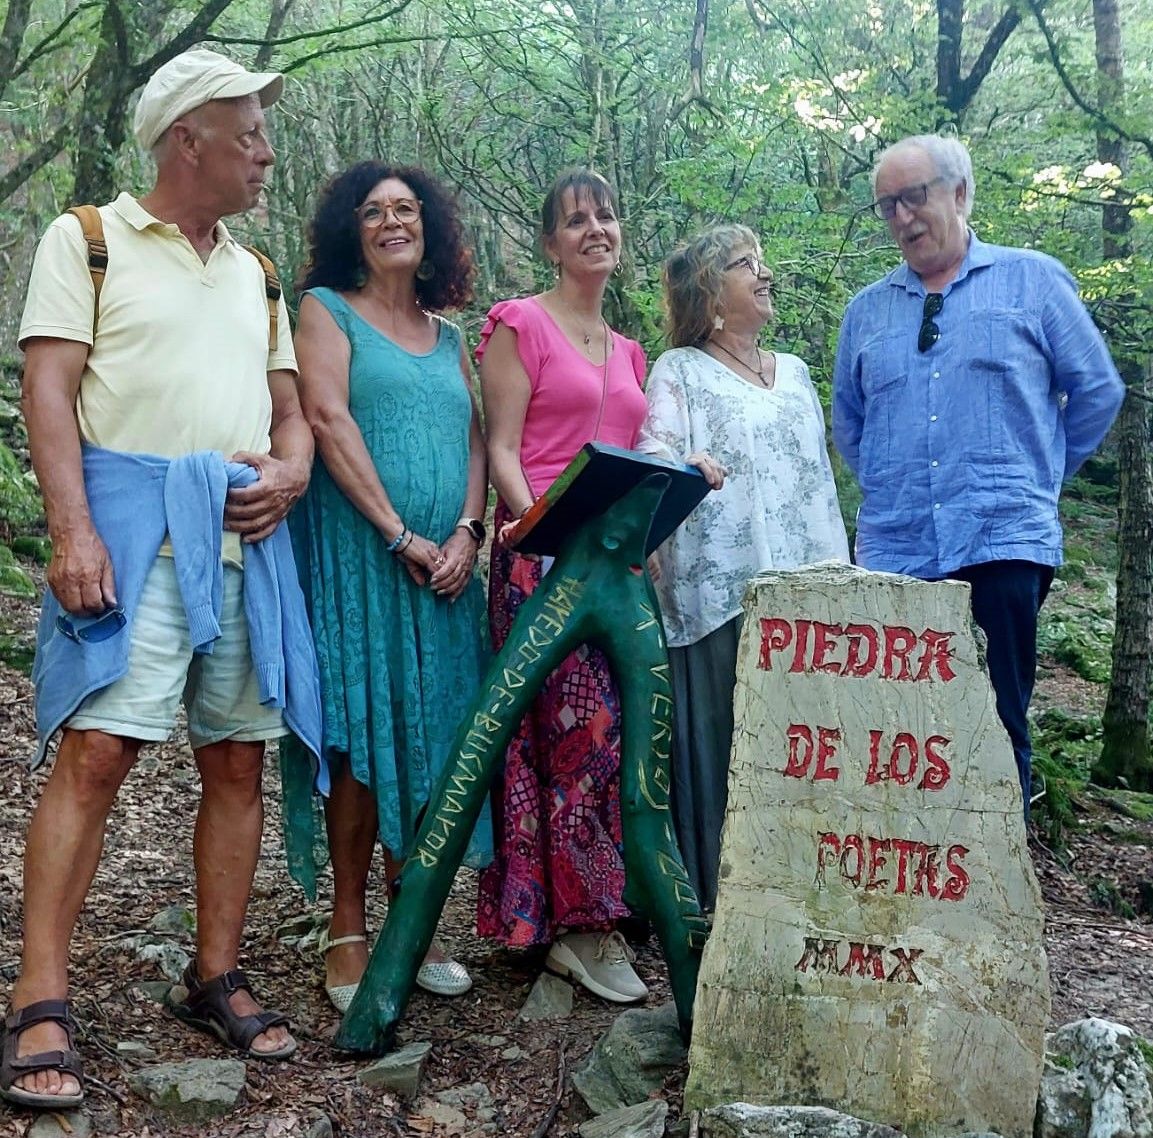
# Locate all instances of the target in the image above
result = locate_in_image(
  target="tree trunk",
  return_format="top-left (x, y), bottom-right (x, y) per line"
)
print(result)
top-left (1092, 0), bottom-right (1153, 790)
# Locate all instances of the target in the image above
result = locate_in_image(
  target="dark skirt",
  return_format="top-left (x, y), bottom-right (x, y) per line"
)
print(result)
top-left (668, 615), bottom-right (743, 912)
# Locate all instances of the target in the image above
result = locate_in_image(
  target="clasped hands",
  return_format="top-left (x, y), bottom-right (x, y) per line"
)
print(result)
top-left (395, 529), bottom-right (476, 600)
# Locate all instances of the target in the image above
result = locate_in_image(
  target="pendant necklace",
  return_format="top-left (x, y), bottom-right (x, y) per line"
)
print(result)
top-left (709, 338), bottom-right (769, 387)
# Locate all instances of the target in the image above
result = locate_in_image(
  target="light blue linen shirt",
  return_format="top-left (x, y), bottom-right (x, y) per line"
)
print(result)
top-left (832, 233), bottom-right (1124, 577)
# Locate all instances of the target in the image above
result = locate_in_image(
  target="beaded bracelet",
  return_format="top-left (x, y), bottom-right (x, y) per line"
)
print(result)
top-left (386, 527), bottom-right (409, 554)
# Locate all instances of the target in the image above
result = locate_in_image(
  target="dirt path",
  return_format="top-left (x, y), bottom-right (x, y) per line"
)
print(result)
top-left (0, 587), bottom-right (1150, 1135)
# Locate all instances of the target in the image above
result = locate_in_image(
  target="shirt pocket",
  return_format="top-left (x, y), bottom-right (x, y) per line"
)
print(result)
top-left (858, 334), bottom-right (910, 475)
top-left (962, 309), bottom-right (1042, 460)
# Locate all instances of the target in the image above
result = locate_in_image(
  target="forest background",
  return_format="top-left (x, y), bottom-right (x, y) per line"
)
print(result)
top-left (0, 0), bottom-right (1151, 814)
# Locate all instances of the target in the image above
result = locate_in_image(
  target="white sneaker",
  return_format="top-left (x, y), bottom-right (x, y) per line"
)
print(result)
top-left (545, 931), bottom-right (649, 1003)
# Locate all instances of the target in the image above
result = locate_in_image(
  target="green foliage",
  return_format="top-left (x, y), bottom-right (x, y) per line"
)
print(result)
top-left (1137, 1037), bottom-right (1153, 1073)
top-left (1088, 877), bottom-right (1137, 919)
top-left (1037, 607), bottom-right (1114, 684)
top-left (0, 439), bottom-right (41, 543)
top-left (1031, 709), bottom-right (1103, 846)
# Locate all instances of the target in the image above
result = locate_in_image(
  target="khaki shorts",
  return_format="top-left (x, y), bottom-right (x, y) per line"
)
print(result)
top-left (68, 556), bottom-right (286, 750)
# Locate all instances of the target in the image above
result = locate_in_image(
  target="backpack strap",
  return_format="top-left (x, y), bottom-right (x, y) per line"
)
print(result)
top-left (66, 205), bottom-right (107, 339)
top-left (243, 244), bottom-right (281, 354)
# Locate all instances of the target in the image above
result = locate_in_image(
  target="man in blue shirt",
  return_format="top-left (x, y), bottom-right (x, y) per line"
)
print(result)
top-left (832, 133), bottom-right (1124, 814)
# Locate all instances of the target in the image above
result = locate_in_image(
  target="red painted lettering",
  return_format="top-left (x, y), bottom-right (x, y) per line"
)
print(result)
top-left (865, 728), bottom-right (884, 784)
top-left (811, 622), bottom-right (845, 673)
top-left (841, 942), bottom-right (887, 981)
top-left (918, 735), bottom-right (952, 791)
top-left (882, 625), bottom-right (918, 680)
top-left (865, 837), bottom-right (891, 891)
top-left (940, 844), bottom-right (971, 901)
top-left (794, 937), bottom-right (840, 974)
top-left (790, 619), bottom-right (811, 673)
top-left (843, 623), bottom-right (880, 676)
top-left (840, 833), bottom-right (865, 887)
top-left (889, 732), bottom-right (919, 785)
top-left (784, 723), bottom-right (814, 778)
top-left (915, 628), bottom-right (957, 682)
top-left (815, 832), bottom-right (841, 887)
top-left (814, 726), bottom-right (841, 781)
top-left (758, 617), bottom-right (792, 670)
top-left (887, 947), bottom-right (924, 984)
top-left (891, 838), bottom-right (919, 894)
top-left (912, 843), bottom-right (941, 899)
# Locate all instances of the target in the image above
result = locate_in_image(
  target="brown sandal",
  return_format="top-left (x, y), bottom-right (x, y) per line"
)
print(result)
top-left (168, 962), bottom-right (296, 1060)
top-left (0, 999), bottom-right (85, 1108)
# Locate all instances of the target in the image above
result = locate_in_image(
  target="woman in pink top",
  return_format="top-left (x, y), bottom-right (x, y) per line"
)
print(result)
top-left (475, 169), bottom-right (650, 1003)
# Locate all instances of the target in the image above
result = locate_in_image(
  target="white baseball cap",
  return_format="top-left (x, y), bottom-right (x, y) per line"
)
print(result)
top-left (133, 49), bottom-right (284, 150)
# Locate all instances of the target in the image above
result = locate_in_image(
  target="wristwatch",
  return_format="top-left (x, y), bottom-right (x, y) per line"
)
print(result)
top-left (456, 517), bottom-right (486, 544)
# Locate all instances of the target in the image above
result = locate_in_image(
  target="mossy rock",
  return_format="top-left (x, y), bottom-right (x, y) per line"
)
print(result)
top-left (11, 535), bottom-right (50, 564)
top-left (0, 544), bottom-right (36, 597)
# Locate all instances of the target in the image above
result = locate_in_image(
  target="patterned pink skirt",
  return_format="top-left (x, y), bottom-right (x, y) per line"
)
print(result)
top-left (476, 503), bottom-right (629, 946)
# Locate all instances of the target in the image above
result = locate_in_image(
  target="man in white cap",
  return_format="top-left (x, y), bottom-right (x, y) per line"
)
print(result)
top-left (3, 50), bottom-right (316, 1107)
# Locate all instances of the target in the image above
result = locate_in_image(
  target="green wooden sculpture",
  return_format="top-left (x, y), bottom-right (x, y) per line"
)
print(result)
top-left (336, 472), bottom-right (709, 1055)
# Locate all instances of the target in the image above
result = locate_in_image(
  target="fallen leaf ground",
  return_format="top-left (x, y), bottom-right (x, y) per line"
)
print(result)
top-left (0, 578), bottom-right (1150, 1138)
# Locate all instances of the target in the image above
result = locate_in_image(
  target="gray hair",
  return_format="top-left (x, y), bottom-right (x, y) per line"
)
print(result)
top-left (872, 134), bottom-right (975, 218)
top-left (663, 224), bottom-right (760, 348)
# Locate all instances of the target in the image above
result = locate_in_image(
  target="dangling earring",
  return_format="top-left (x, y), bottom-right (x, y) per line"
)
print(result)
top-left (552, 259), bottom-right (562, 278)
top-left (416, 260), bottom-right (435, 282)
top-left (613, 260), bottom-right (623, 277)
top-left (713, 313), bottom-right (725, 331)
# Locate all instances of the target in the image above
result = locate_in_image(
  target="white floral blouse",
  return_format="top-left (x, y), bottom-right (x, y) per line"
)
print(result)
top-left (638, 346), bottom-right (849, 647)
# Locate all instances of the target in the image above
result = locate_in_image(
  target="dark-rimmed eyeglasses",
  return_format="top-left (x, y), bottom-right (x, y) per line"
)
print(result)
top-left (724, 254), bottom-right (773, 282)
top-left (356, 198), bottom-right (422, 228)
top-left (55, 605), bottom-right (127, 644)
top-left (870, 176), bottom-right (947, 221)
top-left (918, 292), bottom-right (944, 353)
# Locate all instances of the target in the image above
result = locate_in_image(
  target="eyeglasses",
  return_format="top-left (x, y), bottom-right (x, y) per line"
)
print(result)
top-left (918, 292), bottom-right (944, 353)
top-left (55, 605), bottom-right (127, 644)
top-left (356, 198), bottom-right (422, 227)
top-left (724, 254), bottom-right (773, 282)
top-left (870, 176), bottom-right (948, 221)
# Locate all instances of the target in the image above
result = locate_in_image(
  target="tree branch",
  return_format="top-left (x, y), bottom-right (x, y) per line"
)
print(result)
top-left (204, 0), bottom-right (413, 49)
top-left (0, 121), bottom-right (72, 204)
top-left (1026, 0), bottom-right (1153, 162)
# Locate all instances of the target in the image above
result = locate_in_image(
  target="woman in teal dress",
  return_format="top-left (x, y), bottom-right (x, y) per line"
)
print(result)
top-left (292, 161), bottom-right (490, 1011)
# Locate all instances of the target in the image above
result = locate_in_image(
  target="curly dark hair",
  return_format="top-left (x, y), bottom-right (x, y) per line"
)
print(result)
top-left (298, 161), bottom-right (475, 311)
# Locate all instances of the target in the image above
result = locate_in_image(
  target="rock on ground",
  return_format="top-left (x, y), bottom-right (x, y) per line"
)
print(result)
top-left (29, 1112), bottom-right (94, 1138)
top-left (356, 1040), bottom-right (432, 1099)
top-left (572, 1002), bottom-right (687, 1115)
top-left (127, 1057), bottom-right (247, 1122)
top-left (1047, 1018), bottom-right (1153, 1138)
top-left (578, 1099), bottom-right (669, 1138)
top-left (701, 1103), bottom-right (905, 1137)
top-left (519, 970), bottom-right (575, 1021)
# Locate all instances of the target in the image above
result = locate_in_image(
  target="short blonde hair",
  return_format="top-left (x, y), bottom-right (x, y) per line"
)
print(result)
top-left (662, 224), bottom-right (759, 348)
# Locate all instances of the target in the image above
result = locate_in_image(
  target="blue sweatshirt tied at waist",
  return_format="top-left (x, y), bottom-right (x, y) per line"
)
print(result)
top-left (32, 445), bottom-right (328, 793)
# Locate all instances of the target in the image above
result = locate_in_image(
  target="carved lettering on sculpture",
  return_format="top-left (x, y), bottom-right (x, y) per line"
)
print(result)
top-left (758, 618), bottom-right (956, 682)
top-left (794, 937), bottom-right (923, 985)
top-left (782, 725), bottom-right (952, 791)
top-left (814, 831), bottom-right (970, 901)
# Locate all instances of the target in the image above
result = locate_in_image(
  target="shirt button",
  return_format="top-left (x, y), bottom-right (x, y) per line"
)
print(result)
top-left (932, 371), bottom-right (940, 379)
top-left (931, 460), bottom-right (939, 467)
top-left (934, 502), bottom-right (941, 510)
top-left (930, 415), bottom-right (938, 422)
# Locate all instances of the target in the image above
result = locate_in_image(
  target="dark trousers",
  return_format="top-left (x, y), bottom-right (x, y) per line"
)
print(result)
top-left (944, 560), bottom-right (1054, 816)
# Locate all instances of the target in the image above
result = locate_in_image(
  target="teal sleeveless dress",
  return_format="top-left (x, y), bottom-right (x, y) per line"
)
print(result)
top-left (285, 287), bottom-right (491, 879)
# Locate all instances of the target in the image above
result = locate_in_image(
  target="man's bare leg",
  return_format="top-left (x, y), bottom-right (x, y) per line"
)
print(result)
top-left (9, 728), bottom-right (141, 1099)
top-left (192, 739), bottom-right (292, 1054)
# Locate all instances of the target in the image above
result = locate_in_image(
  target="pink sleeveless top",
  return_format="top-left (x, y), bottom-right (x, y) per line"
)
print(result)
top-left (477, 296), bottom-right (648, 498)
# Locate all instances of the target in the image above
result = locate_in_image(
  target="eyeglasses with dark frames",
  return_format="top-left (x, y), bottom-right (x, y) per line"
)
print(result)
top-left (55, 605), bottom-right (127, 644)
top-left (723, 254), bottom-right (773, 282)
top-left (870, 176), bottom-right (948, 221)
top-left (356, 198), bottom-right (422, 228)
top-left (918, 292), bottom-right (944, 353)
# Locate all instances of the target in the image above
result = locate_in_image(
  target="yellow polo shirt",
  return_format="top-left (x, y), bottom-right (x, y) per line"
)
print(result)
top-left (19, 193), bottom-right (297, 564)
top-left (19, 192), bottom-right (296, 456)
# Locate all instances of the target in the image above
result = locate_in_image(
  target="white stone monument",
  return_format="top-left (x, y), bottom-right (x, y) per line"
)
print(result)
top-left (685, 563), bottom-right (1050, 1138)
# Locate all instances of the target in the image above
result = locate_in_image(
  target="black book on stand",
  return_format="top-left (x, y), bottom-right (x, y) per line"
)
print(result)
top-left (511, 442), bottom-right (710, 558)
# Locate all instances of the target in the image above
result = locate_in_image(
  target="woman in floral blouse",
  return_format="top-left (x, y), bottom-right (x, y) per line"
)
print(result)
top-left (639, 224), bottom-right (849, 911)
